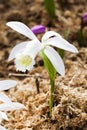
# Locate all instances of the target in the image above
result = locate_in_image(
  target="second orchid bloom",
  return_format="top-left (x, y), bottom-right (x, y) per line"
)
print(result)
top-left (6, 21), bottom-right (78, 76)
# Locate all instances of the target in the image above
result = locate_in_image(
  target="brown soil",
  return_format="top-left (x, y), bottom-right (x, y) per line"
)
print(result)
top-left (0, 0), bottom-right (87, 130)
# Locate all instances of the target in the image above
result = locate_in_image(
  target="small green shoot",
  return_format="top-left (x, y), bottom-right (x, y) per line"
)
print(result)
top-left (44, 0), bottom-right (55, 19)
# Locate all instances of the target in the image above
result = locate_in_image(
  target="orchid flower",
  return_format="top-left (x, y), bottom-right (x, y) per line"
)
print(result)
top-left (82, 12), bottom-right (87, 23)
top-left (0, 80), bottom-right (26, 129)
top-left (0, 94), bottom-right (25, 130)
top-left (78, 12), bottom-right (87, 47)
top-left (0, 80), bottom-right (26, 110)
top-left (0, 95), bottom-right (11, 130)
top-left (81, 12), bottom-right (87, 29)
top-left (6, 21), bottom-right (78, 75)
top-left (6, 21), bottom-right (78, 116)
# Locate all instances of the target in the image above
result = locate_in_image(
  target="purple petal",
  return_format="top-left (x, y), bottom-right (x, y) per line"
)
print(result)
top-left (31, 25), bottom-right (46, 34)
top-left (82, 12), bottom-right (87, 22)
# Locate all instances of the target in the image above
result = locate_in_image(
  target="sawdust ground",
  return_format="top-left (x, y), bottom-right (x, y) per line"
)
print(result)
top-left (0, 0), bottom-right (87, 130)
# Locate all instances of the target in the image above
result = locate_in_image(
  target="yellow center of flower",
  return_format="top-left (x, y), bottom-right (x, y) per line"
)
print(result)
top-left (19, 55), bottom-right (32, 67)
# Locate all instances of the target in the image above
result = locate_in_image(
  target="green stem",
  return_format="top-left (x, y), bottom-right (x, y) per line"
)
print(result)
top-left (40, 51), bottom-right (56, 117)
top-left (78, 29), bottom-right (85, 47)
top-left (49, 78), bottom-right (55, 116)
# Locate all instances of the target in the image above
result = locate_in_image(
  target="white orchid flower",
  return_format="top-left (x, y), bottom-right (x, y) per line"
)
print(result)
top-left (0, 80), bottom-right (26, 130)
top-left (0, 80), bottom-right (26, 110)
top-left (0, 96), bottom-right (25, 130)
top-left (0, 80), bottom-right (17, 91)
top-left (6, 21), bottom-right (78, 76)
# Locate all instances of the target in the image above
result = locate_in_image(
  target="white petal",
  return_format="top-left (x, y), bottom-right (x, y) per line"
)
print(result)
top-left (42, 31), bottom-right (59, 42)
top-left (0, 80), bottom-right (17, 91)
top-left (44, 46), bottom-right (65, 76)
top-left (43, 35), bottom-right (78, 53)
top-left (8, 41), bottom-right (30, 61)
top-left (9, 40), bottom-right (40, 61)
top-left (25, 40), bottom-right (41, 58)
top-left (10, 102), bottom-right (26, 110)
top-left (0, 112), bottom-right (8, 121)
top-left (6, 21), bottom-right (37, 40)
top-left (0, 93), bottom-right (11, 104)
top-left (0, 102), bottom-right (26, 111)
top-left (0, 125), bottom-right (6, 130)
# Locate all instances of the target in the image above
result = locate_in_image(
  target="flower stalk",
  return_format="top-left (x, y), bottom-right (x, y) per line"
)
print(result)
top-left (40, 51), bottom-right (56, 116)
top-left (49, 78), bottom-right (55, 116)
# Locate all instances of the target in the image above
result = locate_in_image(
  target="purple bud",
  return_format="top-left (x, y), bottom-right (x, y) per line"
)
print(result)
top-left (82, 12), bottom-right (87, 23)
top-left (31, 25), bottom-right (46, 34)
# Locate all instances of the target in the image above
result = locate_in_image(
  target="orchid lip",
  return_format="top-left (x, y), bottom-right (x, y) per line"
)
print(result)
top-left (15, 52), bottom-right (35, 72)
